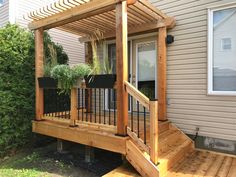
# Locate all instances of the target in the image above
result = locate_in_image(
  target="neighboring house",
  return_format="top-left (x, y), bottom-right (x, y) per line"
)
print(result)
top-left (0, 0), bottom-right (84, 65)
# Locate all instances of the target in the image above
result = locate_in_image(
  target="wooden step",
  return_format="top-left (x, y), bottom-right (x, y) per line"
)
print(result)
top-left (102, 163), bottom-right (141, 177)
top-left (158, 139), bottom-right (194, 177)
top-left (158, 130), bottom-right (184, 155)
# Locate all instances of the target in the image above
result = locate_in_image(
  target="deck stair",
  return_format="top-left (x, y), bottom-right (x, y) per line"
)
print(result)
top-left (125, 121), bottom-right (194, 177)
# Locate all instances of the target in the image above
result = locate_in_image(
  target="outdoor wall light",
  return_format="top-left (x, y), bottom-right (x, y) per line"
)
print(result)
top-left (166, 35), bottom-right (174, 44)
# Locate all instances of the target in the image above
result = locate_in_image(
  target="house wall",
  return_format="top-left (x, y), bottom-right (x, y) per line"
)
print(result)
top-left (0, 0), bottom-right (9, 27)
top-left (150, 0), bottom-right (236, 141)
top-left (0, 0), bottom-right (84, 65)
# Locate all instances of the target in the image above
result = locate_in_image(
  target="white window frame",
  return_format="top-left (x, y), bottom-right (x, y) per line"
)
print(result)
top-left (208, 3), bottom-right (236, 96)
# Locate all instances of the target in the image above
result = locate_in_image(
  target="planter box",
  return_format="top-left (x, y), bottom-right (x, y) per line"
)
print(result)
top-left (84, 74), bottom-right (116, 88)
top-left (38, 77), bottom-right (57, 88)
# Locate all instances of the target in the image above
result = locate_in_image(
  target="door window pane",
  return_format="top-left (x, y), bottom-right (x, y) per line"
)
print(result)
top-left (137, 42), bottom-right (156, 99)
top-left (212, 7), bottom-right (236, 91)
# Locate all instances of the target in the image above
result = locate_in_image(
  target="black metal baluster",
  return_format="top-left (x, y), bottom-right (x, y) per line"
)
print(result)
top-left (113, 89), bottom-right (116, 126)
top-left (108, 89), bottom-right (111, 125)
top-left (137, 101), bottom-right (140, 138)
top-left (82, 89), bottom-right (84, 121)
top-left (144, 107), bottom-right (146, 144)
top-left (78, 88), bottom-right (80, 120)
top-left (131, 95), bottom-right (133, 131)
top-left (94, 88), bottom-right (97, 123)
top-left (104, 88), bottom-right (106, 124)
top-left (85, 89), bottom-right (89, 122)
top-left (99, 88), bottom-right (101, 124)
top-left (90, 89), bottom-right (92, 122)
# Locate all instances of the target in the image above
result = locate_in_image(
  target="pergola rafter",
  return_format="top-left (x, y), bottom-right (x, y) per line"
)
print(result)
top-left (26, 0), bottom-right (175, 38)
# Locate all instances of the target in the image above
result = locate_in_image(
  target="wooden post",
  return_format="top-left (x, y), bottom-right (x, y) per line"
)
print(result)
top-left (85, 42), bottom-right (93, 113)
top-left (70, 88), bottom-right (78, 126)
top-left (35, 28), bottom-right (44, 120)
top-left (150, 100), bottom-right (158, 165)
top-left (116, 1), bottom-right (128, 136)
top-left (158, 27), bottom-right (167, 121)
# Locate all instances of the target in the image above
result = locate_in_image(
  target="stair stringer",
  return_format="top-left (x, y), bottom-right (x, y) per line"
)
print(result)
top-left (126, 140), bottom-right (159, 177)
top-left (169, 123), bottom-right (195, 145)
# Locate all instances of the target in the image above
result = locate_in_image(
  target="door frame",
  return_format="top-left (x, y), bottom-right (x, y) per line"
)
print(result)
top-left (103, 34), bottom-right (158, 110)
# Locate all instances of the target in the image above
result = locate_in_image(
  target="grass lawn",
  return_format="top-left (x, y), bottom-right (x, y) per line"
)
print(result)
top-left (0, 142), bottom-right (122, 177)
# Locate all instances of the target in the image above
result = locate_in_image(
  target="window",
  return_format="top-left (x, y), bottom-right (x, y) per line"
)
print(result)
top-left (221, 38), bottom-right (232, 51)
top-left (208, 4), bottom-right (236, 95)
top-left (0, 0), bottom-right (4, 6)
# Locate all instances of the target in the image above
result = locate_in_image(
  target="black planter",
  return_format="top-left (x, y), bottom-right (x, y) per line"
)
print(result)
top-left (38, 77), bottom-right (58, 88)
top-left (84, 74), bottom-right (116, 88)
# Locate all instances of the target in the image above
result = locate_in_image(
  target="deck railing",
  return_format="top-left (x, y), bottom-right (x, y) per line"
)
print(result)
top-left (43, 89), bottom-right (71, 120)
top-left (42, 86), bottom-right (117, 127)
top-left (76, 87), bottom-right (117, 125)
top-left (124, 81), bottom-right (158, 165)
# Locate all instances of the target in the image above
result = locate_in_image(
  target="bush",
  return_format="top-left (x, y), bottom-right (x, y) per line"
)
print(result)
top-left (0, 24), bottom-right (68, 156)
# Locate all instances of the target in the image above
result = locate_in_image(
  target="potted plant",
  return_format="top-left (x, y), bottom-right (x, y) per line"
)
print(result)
top-left (51, 64), bottom-right (91, 94)
top-left (84, 32), bottom-right (116, 88)
top-left (84, 57), bottom-right (116, 88)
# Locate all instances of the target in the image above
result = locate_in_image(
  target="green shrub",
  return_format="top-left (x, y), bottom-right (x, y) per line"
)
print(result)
top-left (0, 24), bottom-right (69, 156)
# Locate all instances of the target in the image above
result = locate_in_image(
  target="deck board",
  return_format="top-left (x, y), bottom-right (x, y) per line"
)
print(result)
top-left (165, 151), bottom-right (236, 177)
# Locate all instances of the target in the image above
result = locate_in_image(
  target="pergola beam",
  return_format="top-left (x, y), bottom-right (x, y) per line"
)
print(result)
top-left (29, 0), bottom-right (127, 30)
top-left (79, 17), bottom-right (175, 43)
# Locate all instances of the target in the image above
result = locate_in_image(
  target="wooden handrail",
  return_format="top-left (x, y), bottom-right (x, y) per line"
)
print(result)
top-left (124, 81), bottom-right (159, 165)
top-left (124, 81), bottom-right (150, 109)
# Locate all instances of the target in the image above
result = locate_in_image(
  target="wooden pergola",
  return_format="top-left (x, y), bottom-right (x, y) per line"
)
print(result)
top-left (28, 0), bottom-right (175, 137)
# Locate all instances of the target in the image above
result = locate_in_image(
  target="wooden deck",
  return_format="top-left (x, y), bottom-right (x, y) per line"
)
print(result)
top-left (165, 150), bottom-right (236, 177)
top-left (102, 150), bottom-right (236, 177)
top-left (32, 119), bottom-right (236, 177)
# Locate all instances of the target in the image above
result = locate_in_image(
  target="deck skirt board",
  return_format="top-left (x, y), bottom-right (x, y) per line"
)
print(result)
top-left (32, 120), bottom-right (128, 154)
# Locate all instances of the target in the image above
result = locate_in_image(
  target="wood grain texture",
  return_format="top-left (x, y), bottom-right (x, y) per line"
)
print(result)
top-left (158, 27), bottom-right (167, 121)
top-left (116, 1), bottom-right (129, 136)
top-left (35, 28), bottom-right (44, 120)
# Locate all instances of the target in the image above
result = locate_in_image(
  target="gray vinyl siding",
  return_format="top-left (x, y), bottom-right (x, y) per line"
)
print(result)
top-left (16, 0), bottom-right (84, 65)
top-left (150, 0), bottom-right (236, 141)
top-left (0, 0), bottom-right (9, 27)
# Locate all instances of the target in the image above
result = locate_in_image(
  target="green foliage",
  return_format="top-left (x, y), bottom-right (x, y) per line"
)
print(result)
top-left (0, 24), bottom-right (35, 156)
top-left (43, 32), bottom-right (68, 65)
top-left (51, 64), bottom-right (91, 94)
top-left (0, 24), bottom-right (69, 156)
top-left (72, 63), bottom-right (92, 79)
top-left (103, 57), bottom-right (113, 74)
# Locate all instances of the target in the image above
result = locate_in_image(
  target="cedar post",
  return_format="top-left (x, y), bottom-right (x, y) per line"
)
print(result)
top-left (70, 88), bottom-right (78, 126)
top-left (158, 27), bottom-right (167, 121)
top-left (150, 100), bottom-right (158, 165)
top-left (35, 28), bottom-right (44, 120)
top-left (116, 1), bottom-right (128, 136)
top-left (85, 42), bottom-right (93, 113)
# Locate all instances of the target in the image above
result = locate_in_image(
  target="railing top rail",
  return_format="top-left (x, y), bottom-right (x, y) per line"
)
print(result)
top-left (124, 81), bottom-right (150, 110)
